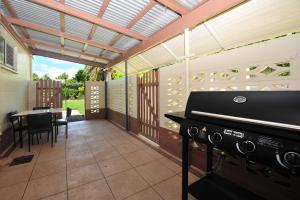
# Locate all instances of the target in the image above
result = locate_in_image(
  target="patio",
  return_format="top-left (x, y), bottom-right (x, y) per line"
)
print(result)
top-left (0, 0), bottom-right (300, 200)
top-left (0, 120), bottom-right (198, 200)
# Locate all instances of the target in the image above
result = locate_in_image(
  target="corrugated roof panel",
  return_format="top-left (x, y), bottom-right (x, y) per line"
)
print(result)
top-left (27, 29), bottom-right (61, 46)
top-left (176, 0), bottom-right (203, 9)
top-left (95, 58), bottom-right (109, 64)
top-left (128, 55), bottom-right (150, 71)
top-left (35, 45), bottom-right (61, 54)
top-left (63, 51), bottom-right (81, 58)
top-left (113, 61), bottom-right (136, 74)
top-left (113, 36), bottom-right (140, 51)
top-left (64, 39), bottom-right (84, 50)
top-left (0, 1), bottom-right (11, 16)
top-left (142, 44), bottom-right (175, 67)
top-left (102, 51), bottom-right (120, 60)
top-left (131, 4), bottom-right (179, 37)
top-left (103, 0), bottom-right (149, 27)
top-left (86, 45), bottom-right (103, 55)
top-left (207, 0), bottom-right (300, 48)
top-left (10, 0), bottom-right (60, 30)
top-left (189, 24), bottom-right (222, 56)
top-left (65, 0), bottom-right (103, 16)
top-left (163, 34), bottom-right (184, 57)
top-left (65, 15), bottom-right (93, 38)
top-left (92, 26), bottom-right (118, 45)
top-left (80, 55), bottom-right (95, 61)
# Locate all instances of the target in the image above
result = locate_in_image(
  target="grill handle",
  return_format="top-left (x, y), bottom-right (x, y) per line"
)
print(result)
top-left (191, 111), bottom-right (300, 132)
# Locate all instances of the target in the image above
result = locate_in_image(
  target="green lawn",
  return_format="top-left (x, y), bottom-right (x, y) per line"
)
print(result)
top-left (63, 99), bottom-right (85, 115)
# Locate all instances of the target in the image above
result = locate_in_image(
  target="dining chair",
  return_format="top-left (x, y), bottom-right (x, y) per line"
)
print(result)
top-left (33, 106), bottom-right (51, 110)
top-left (27, 112), bottom-right (53, 152)
top-left (7, 111), bottom-right (27, 147)
top-left (56, 107), bottom-right (72, 140)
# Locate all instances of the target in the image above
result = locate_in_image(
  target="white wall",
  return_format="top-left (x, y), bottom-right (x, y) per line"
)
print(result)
top-left (107, 78), bottom-right (126, 114)
top-left (0, 24), bottom-right (31, 133)
top-left (160, 34), bottom-right (300, 131)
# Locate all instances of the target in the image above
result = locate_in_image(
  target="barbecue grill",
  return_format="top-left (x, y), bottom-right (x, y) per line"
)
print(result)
top-left (165, 91), bottom-right (300, 200)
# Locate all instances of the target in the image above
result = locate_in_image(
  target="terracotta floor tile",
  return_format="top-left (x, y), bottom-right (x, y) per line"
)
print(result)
top-left (31, 159), bottom-right (66, 180)
top-left (23, 172), bottom-right (66, 200)
top-left (68, 179), bottom-right (114, 200)
top-left (124, 188), bottom-right (162, 200)
top-left (67, 154), bottom-right (96, 170)
top-left (40, 192), bottom-right (67, 200)
top-left (0, 182), bottom-right (27, 200)
top-left (107, 169), bottom-right (149, 200)
top-left (136, 161), bottom-right (176, 185)
top-left (123, 149), bottom-right (156, 167)
top-left (37, 149), bottom-right (65, 163)
top-left (158, 157), bottom-right (181, 173)
top-left (0, 166), bottom-right (32, 188)
top-left (153, 175), bottom-right (197, 200)
top-left (67, 164), bottom-right (104, 189)
top-left (114, 143), bottom-right (143, 155)
top-left (144, 148), bottom-right (164, 160)
top-left (99, 156), bottom-right (132, 177)
top-left (93, 148), bottom-right (120, 162)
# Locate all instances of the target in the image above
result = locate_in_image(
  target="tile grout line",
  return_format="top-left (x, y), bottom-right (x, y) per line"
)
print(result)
top-left (86, 137), bottom-right (118, 200)
top-left (21, 145), bottom-right (42, 200)
top-left (65, 134), bottom-right (69, 200)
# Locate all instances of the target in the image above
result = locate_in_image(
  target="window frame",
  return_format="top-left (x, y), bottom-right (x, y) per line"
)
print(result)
top-left (0, 35), bottom-right (18, 73)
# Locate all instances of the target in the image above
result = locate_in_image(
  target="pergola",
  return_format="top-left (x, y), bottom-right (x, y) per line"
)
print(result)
top-left (0, 0), bottom-right (245, 68)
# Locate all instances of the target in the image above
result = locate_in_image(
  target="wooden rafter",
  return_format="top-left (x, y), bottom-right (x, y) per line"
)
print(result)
top-left (30, 0), bottom-right (147, 41)
top-left (83, 0), bottom-right (110, 53)
top-left (0, 14), bottom-right (29, 53)
top-left (22, 38), bottom-right (109, 63)
top-left (155, 0), bottom-right (190, 15)
top-left (30, 48), bottom-right (105, 67)
top-left (2, 0), bottom-right (35, 48)
top-left (100, 0), bottom-right (156, 56)
top-left (108, 0), bottom-right (247, 67)
top-left (5, 16), bottom-right (125, 54)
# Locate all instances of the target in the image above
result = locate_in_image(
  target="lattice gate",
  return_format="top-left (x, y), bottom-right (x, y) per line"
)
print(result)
top-left (137, 69), bottom-right (159, 143)
top-left (36, 80), bottom-right (62, 108)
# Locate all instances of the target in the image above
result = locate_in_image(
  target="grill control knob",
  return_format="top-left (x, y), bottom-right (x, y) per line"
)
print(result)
top-left (209, 132), bottom-right (222, 144)
top-left (240, 140), bottom-right (256, 153)
top-left (188, 126), bottom-right (199, 137)
top-left (284, 152), bottom-right (300, 167)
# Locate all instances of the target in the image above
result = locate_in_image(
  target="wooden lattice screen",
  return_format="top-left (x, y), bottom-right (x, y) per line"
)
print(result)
top-left (137, 69), bottom-right (159, 143)
top-left (36, 80), bottom-right (62, 108)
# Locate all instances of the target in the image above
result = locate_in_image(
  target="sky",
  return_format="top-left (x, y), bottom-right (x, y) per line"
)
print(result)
top-left (32, 56), bottom-right (84, 79)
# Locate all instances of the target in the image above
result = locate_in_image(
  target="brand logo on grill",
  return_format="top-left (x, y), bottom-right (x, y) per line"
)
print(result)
top-left (233, 96), bottom-right (247, 104)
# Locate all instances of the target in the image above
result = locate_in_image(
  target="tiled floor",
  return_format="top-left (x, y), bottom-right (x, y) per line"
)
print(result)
top-left (0, 120), bottom-right (199, 200)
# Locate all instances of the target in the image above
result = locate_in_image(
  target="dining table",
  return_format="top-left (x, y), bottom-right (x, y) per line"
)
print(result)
top-left (12, 108), bottom-right (63, 148)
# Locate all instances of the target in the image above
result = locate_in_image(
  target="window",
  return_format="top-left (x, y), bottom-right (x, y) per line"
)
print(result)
top-left (0, 36), bottom-right (4, 65)
top-left (0, 36), bottom-right (17, 72)
top-left (6, 44), bottom-right (14, 67)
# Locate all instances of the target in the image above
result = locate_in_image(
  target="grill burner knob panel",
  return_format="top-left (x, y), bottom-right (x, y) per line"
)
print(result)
top-left (209, 132), bottom-right (223, 144)
top-left (284, 152), bottom-right (300, 167)
top-left (240, 140), bottom-right (256, 153)
top-left (188, 126), bottom-right (199, 137)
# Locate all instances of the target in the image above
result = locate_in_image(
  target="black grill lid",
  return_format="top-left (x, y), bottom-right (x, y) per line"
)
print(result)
top-left (185, 91), bottom-right (300, 131)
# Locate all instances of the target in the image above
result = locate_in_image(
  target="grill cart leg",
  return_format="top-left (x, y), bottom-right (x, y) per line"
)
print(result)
top-left (182, 134), bottom-right (189, 200)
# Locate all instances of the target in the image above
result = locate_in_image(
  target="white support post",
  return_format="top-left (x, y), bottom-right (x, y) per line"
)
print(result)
top-left (184, 28), bottom-right (190, 102)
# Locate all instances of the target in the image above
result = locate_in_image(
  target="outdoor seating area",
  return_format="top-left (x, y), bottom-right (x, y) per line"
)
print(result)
top-left (0, 0), bottom-right (300, 200)
top-left (0, 120), bottom-right (198, 200)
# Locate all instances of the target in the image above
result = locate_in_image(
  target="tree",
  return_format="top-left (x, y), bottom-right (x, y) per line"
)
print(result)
top-left (32, 73), bottom-right (39, 81)
top-left (42, 74), bottom-right (51, 80)
top-left (56, 72), bottom-right (68, 82)
top-left (75, 69), bottom-right (90, 82)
